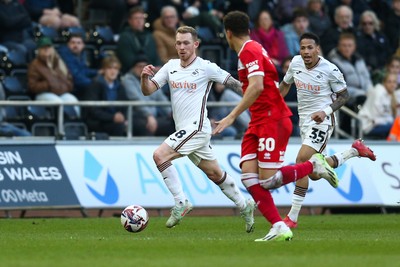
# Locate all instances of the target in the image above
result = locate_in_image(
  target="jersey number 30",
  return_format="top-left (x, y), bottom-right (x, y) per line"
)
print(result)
top-left (258, 137), bottom-right (275, 152)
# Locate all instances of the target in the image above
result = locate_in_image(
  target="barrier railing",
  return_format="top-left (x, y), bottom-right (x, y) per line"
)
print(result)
top-left (0, 100), bottom-right (362, 139)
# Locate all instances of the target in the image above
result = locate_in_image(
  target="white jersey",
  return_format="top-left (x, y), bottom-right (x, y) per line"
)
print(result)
top-left (283, 55), bottom-right (347, 127)
top-left (151, 57), bottom-right (231, 133)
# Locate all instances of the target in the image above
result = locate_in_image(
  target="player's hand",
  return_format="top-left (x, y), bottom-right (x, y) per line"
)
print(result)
top-left (311, 111), bottom-right (326, 124)
top-left (141, 64), bottom-right (156, 78)
top-left (212, 116), bottom-right (235, 135)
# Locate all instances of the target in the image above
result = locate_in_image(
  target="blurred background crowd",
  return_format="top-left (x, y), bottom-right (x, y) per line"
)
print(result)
top-left (0, 0), bottom-right (399, 141)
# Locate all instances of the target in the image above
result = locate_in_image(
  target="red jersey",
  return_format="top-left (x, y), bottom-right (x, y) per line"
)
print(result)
top-left (238, 40), bottom-right (292, 126)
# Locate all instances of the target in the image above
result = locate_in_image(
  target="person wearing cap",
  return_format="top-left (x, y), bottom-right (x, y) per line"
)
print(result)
top-left (27, 36), bottom-right (80, 116)
top-left (121, 54), bottom-right (174, 136)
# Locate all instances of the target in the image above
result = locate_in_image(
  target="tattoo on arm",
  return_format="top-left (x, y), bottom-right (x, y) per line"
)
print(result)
top-left (225, 76), bottom-right (242, 95)
top-left (331, 89), bottom-right (349, 111)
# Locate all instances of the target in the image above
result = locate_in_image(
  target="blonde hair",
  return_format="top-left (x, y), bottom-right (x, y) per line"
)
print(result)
top-left (176, 26), bottom-right (198, 41)
top-left (101, 56), bottom-right (121, 69)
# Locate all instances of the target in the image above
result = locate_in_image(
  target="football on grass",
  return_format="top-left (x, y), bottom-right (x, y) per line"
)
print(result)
top-left (120, 205), bottom-right (149, 233)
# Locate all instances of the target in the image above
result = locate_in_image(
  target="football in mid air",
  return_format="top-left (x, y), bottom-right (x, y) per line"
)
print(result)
top-left (120, 205), bottom-right (149, 233)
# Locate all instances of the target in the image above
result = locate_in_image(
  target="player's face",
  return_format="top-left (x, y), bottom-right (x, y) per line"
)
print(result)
top-left (175, 32), bottom-right (199, 62)
top-left (300, 38), bottom-right (320, 68)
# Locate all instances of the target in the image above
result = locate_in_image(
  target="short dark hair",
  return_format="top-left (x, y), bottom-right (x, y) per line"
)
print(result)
top-left (300, 32), bottom-right (320, 46)
top-left (129, 6), bottom-right (145, 17)
top-left (292, 8), bottom-right (308, 21)
top-left (223, 11), bottom-right (250, 37)
top-left (67, 33), bottom-right (84, 42)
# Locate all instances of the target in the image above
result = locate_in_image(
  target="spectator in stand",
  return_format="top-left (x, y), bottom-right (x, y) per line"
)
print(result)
top-left (0, 0), bottom-right (36, 61)
top-left (306, 0), bottom-right (332, 37)
top-left (82, 56), bottom-right (128, 137)
top-left (58, 33), bottom-right (99, 99)
top-left (382, 0), bottom-right (400, 54)
top-left (116, 6), bottom-right (161, 73)
top-left (372, 55), bottom-right (400, 85)
top-left (208, 82), bottom-right (250, 138)
top-left (23, 0), bottom-right (80, 29)
top-left (0, 83), bottom-right (31, 137)
top-left (356, 10), bottom-right (392, 74)
top-left (320, 5), bottom-right (356, 56)
top-left (275, 0), bottom-right (307, 25)
top-left (121, 54), bottom-right (174, 136)
top-left (250, 10), bottom-right (290, 67)
top-left (281, 8), bottom-right (310, 57)
top-left (328, 32), bottom-right (372, 108)
top-left (27, 37), bottom-right (80, 116)
top-left (152, 6), bottom-right (182, 64)
top-left (325, 0), bottom-right (370, 26)
top-left (328, 32), bottom-right (372, 134)
top-left (358, 73), bottom-right (397, 139)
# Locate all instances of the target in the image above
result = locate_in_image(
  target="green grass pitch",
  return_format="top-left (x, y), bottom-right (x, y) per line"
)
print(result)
top-left (0, 214), bottom-right (399, 267)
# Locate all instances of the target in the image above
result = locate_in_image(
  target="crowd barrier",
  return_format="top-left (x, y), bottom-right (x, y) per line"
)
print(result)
top-left (0, 139), bottom-right (398, 212)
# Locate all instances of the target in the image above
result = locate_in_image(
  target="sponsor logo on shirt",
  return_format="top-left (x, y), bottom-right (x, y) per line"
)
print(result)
top-left (246, 60), bottom-right (259, 73)
top-left (294, 79), bottom-right (321, 93)
top-left (170, 80), bottom-right (197, 91)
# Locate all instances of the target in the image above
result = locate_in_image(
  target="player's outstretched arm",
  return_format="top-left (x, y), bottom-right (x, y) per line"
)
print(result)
top-left (279, 81), bottom-right (291, 97)
top-left (140, 64), bottom-right (158, 96)
top-left (213, 75), bottom-right (263, 135)
top-left (225, 76), bottom-right (243, 95)
top-left (331, 89), bottom-right (349, 112)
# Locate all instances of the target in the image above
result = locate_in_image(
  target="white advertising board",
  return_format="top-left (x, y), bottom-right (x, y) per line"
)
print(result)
top-left (56, 142), bottom-right (400, 209)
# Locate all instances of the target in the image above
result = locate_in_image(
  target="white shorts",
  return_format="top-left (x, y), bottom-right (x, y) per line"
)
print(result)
top-left (164, 126), bottom-right (215, 166)
top-left (300, 124), bottom-right (334, 154)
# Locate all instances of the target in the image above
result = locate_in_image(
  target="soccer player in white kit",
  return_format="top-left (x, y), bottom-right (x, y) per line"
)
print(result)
top-left (140, 26), bottom-right (256, 231)
top-left (279, 32), bottom-right (376, 228)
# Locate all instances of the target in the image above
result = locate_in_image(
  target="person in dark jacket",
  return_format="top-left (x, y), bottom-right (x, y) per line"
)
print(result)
top-left (82, 56), bottom-right (128, 136)
top-left (356, 10), bottom-right (392, 73)
top-left (116, 6), bottom-right (161, 73)
top-left (0, 0), bottom-right (36, 61)
top-left (58, 34), bottom-right (98, 99)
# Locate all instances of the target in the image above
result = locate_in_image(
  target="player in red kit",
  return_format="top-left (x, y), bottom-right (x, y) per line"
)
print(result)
top-left (214, 11), bottom-right (338, 241)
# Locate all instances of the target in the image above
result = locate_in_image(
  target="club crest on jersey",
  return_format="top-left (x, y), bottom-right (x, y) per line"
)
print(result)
top-left (191, 69), bottom-right (199, 76)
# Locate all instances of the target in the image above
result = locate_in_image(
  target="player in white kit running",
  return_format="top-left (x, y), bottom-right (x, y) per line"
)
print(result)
top-left (279, 32), bottom-right (376, 228)
top-left (140, 26), bottom-right (256, 231)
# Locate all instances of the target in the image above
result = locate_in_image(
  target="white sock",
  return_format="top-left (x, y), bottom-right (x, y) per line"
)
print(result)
top-left (160, 162), bottom-right (186, 205)
top-left (287, 185), bottom-right (307, 222)
top-left (332, 148), bottom-right (358, 167)
top-left (288, 194), bottom-right (305, 222)
top-left (216, 172), bottom-right (246, 210)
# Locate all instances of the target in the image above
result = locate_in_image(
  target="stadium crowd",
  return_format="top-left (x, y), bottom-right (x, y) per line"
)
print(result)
top-left (0, 0), bottom-right (400, 141)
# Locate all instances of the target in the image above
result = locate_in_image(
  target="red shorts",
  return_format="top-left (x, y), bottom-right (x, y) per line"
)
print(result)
top-left (240, 117), bottom-right (292, 169)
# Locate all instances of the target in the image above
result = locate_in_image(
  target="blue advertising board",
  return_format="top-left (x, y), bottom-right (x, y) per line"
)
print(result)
top-left (0, 145), bottom-right (80, 208)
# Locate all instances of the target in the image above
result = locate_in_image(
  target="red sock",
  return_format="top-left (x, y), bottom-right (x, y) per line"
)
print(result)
top-left (247, 184), bottom-right (281, 225)
top-left (280, 161), bottom-right (313, 185)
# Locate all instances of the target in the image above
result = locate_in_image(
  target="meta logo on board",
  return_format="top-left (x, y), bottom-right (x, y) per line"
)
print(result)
top-left (83, 150), bottom-right (119, 204)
